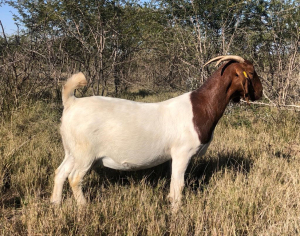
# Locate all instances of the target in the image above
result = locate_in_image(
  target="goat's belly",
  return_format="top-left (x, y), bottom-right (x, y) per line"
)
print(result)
top-left (100, 155), bottom-right (171, 171)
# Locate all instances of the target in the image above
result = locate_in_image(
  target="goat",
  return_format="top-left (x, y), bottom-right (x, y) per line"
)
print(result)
top-left (51, 55), bottom-right (263, 209)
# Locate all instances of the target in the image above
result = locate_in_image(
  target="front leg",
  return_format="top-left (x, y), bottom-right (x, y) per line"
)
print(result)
top-left (168, 151), bottom-right (192, 211)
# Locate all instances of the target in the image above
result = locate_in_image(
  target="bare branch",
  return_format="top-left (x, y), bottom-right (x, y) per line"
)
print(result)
top-left (0, 20), bottom-right (8, 45)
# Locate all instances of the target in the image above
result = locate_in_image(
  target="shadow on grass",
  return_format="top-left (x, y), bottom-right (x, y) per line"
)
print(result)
top-left (0, 193), bottom-right (22, 209)
top-left (0, 149), bottom-right (253, 208)
top-left (89, 149), bottom-right (253, 196)
top-left (186, 149), bottom-right (253, 191)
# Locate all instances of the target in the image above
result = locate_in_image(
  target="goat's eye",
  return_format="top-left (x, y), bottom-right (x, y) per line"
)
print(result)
top-left (236, 73), bottom-right (239, 77)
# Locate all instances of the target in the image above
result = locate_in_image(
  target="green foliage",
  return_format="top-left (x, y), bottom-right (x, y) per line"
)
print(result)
top-left (1, 0), bottom-right (299, 110)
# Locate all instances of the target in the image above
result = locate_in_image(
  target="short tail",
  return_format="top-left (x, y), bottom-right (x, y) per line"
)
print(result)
top-left (62, 72), bottom-right (87, 107)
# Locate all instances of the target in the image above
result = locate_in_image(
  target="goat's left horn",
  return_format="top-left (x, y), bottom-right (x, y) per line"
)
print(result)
top-left (203, 55), bottom-right (245, 67)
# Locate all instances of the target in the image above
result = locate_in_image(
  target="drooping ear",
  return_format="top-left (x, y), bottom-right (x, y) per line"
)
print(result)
top-left (242, 71), bottom-right (250, 104)
top-left (236, 69), bottom-right (250, 104)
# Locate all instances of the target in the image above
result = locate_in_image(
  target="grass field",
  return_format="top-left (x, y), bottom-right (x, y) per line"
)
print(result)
top-left (1, 92), bottom-right (300, 235)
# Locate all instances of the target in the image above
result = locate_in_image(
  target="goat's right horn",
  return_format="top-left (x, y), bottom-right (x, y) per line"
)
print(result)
top-left (203, 55), bottom-right (245, 67)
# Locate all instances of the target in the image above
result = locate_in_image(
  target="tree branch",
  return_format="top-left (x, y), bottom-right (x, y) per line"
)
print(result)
top-left (0, 20), bottom-right (8, 45)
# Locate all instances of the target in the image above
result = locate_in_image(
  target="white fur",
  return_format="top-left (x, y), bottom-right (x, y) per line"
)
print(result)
top-left (51, 73), bottom-right (212, 209)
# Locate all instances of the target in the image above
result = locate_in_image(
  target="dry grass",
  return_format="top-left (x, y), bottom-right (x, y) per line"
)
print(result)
top-left (1, 93), bottom-right (300, 235)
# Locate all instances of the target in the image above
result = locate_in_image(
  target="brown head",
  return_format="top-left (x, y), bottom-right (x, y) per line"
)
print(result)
top-left (204, 55), bottom-right (263, 103)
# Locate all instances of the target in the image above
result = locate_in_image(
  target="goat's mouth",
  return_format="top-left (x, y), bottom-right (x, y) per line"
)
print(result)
top-left (249, 89), bottom-right (263, 101)
top-left (248, 81), bottom-right (263, 101)
top-left (256, 89), bottom-right (263, 100)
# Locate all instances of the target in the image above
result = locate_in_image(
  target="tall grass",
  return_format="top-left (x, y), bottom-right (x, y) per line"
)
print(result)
top-left (1, 93), bottom-right (299, 235)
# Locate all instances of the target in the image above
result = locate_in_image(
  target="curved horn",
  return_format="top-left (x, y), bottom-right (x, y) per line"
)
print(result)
top-left (203, 55), bottom-right (245, 67)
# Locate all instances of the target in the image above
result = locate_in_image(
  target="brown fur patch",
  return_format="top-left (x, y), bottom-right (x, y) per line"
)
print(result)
top-left (190, 60), bottom-right (262, 144)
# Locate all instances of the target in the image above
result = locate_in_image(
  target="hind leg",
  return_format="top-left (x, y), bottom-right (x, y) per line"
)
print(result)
top-left (51, 153), bottom-right (74, 204)
top-left (68, 161), bottom-right (93, 205)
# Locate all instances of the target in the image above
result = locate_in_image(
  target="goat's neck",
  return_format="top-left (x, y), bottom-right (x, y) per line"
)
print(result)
top-left (190, 74), bottom-right (233, 144)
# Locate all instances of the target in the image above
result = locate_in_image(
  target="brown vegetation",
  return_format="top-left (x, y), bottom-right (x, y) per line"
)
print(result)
top-left (1, 94), bottom-right (299, 235)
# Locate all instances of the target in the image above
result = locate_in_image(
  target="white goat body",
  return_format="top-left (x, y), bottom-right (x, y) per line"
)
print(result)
top-left (51, 72), bottom-right (210, 208)
top-left (62, 93), bottom-right (205, 170)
